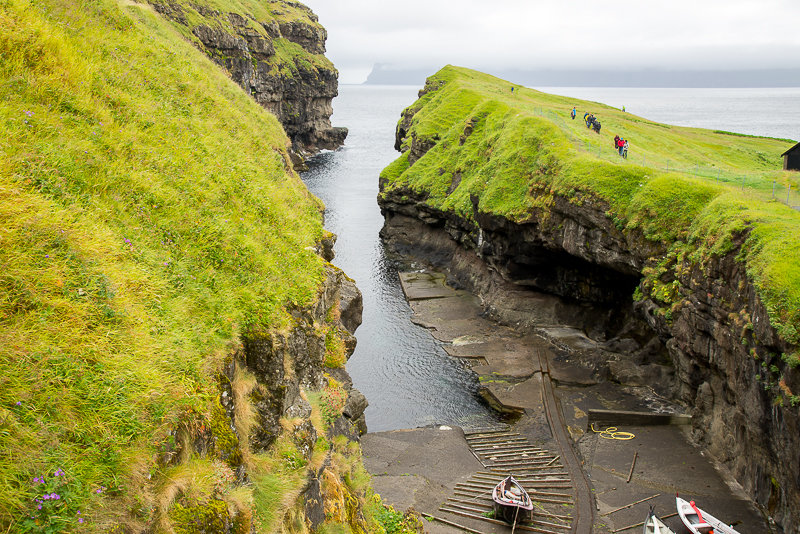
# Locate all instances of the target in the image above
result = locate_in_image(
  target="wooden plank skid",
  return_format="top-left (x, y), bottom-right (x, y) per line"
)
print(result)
top-left (487, 464), bottom-right (567, 478)
top-left (453, 487), bottom-right (572, 505)
top-left (487, 467), bottom-right (567, 474)
top-left (485, 453), bottom-right (554, 460)
top-left (450, 492), bottom-right (494, 501)
top-left (465, 430), bottom-right (519, 438)
top-left (473, 447), bottom-right (548, 455)
top-left (471, 474), bottom-right (570, 484)
top-left (468, 438), bottom-right (528, 446)
top-left (471, 441), bottom-right (544, 448)
top-left (455, 482), bottom-right (573, 499)
top-left (421, 513), bottom-right (488, 534)
top-left (479, 450), bottom-right (552, 458)
top-left (440, 501), bottom-right (570, 533)
top-left (438, 507), bottom-right (566, 534)
top-left (441, 502), bottom-right (492, 514)
top-left (487, 457), bottom-right (559, 465)
top-left (464, 426), bottom-right (510, 438)
top-left (482, 451), bottom-right (553, 458)
top-left (452, 488), bottom-right (571, 500)
top-left (454, 488), bottom-right (574, 496)
top-left (471, 442), bottom-right (547, 450)
top-left (472, 473), bottom-right (571, 484)
top-left (446, 497), bottom-right (493, 508)
top-left (447, 494), bottom-right (573, 523)
top-left (467, 434), bottom-right (524, 443)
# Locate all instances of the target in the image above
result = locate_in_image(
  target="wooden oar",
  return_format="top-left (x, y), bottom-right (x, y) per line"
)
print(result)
top-left (511, 505), bottom-right (520, 534)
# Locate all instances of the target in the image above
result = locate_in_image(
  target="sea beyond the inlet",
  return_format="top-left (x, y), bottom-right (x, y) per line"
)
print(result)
top-left (533, 86), bottom-right (800, 141)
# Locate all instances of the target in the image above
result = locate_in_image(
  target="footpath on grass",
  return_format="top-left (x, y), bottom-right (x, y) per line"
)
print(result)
top-left (361, 271), bottom-right (771, 533)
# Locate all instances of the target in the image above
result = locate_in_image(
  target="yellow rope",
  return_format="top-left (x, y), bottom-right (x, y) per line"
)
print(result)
top-left (590, 423), bottom-right (635, 440)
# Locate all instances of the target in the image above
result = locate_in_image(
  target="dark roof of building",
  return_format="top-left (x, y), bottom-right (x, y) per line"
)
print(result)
top-left (782, 141), bottom-right (800, 157)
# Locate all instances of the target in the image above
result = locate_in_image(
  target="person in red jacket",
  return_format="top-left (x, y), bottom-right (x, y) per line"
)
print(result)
top-left (617, 137), bottom-right (625, 156)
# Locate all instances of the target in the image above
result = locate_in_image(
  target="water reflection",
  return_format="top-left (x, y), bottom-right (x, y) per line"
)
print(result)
top-left (302, 86), bottom-right (499, 432)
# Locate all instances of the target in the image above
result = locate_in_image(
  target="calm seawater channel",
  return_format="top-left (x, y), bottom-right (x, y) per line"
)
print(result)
top-left (301, 85), bottom-right (499, 432)
top-left (301, 84), bottom-right (799, 433)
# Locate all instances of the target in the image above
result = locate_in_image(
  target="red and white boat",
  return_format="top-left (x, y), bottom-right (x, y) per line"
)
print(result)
top-left (676, 496), bottom-right (741, 534)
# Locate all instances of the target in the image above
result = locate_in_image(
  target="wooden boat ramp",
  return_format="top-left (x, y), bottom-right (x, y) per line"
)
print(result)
top-left (424, 427), bottom-right (575, 534)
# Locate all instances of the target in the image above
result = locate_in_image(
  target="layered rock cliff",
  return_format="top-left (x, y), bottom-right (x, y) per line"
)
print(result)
top-left (379, 67), bottom-right (800, 531)
top-left (150, 0), bottom-right (347, 162)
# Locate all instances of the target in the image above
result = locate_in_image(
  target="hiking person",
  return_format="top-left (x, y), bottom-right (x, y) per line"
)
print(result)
top-left (617, 137), bottom-right (624, 155)
top-left (571, 107), bottom-right (577, 120)
top-left (622, 140), bottom-right (629, 159)
top-left (614, 134), bottom-right (620, 149)
top-left (583, 112), bottom-right (590, 125)
top-left (593, 120), bottom-right (601, 133)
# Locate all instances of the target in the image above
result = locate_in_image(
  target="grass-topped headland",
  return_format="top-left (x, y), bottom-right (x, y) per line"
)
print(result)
top-left (0, 0), bottom-right (369, 532)
top-left (380, 65), bottom-right (799, 360)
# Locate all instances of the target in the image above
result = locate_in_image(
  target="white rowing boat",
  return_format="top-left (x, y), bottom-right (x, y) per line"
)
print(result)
top-left (643, 507), bottom-right (677, 534)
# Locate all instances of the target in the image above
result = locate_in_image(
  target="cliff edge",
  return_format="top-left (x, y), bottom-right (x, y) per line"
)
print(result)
top-left (379, 66), bottom-right (800, 531)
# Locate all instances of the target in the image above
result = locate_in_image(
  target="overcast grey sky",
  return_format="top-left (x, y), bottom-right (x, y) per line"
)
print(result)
top-left (302, 0), bottom-right (800, 84)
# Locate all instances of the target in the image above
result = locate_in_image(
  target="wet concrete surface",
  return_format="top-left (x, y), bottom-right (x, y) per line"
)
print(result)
top-left (361, 270), bottom-right (772, 533)
top-left (584, 425), bottom-right (765, 533)
top-left (361, 426), bottom-right (491, 534)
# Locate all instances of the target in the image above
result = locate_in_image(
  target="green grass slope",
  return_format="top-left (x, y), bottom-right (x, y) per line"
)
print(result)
top-left (0, 0), bottom-right (331, 530)
top-left (381, 65), bottom-right (800, 354)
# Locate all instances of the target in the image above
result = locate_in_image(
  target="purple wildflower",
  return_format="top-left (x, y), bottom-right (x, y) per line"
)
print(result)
top-left (37, 505), bottom-right (42, 510)
top-left (78, 518), bottom-right (84, 523)
top-left (16, 401), bottom-right (21, 406)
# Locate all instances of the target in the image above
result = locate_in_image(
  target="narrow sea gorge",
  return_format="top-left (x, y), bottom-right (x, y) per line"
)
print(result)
top-left (302, 85), bottom-right (500, 432)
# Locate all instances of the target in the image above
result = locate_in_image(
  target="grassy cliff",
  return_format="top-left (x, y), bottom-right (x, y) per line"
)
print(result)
top-left (0, 1), bottom-right (376, 532)
top-left (381, 66), bottom-right (800, 358)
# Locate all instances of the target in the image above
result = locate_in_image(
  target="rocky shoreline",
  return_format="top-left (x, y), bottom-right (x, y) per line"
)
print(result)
top-left (362, 267), bottom-right (771, 533)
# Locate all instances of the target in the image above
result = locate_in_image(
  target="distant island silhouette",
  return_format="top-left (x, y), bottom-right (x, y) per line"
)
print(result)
top-left (363, 63), bottom-right (800, 87)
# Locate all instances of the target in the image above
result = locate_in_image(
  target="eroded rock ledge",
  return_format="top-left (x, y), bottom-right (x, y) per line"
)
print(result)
top-left (159, 262), bottom-right (367, 531)
top-left (150, 0), bottom-right (347, 160)
top-left (379, 118), bottom-right (799, 532)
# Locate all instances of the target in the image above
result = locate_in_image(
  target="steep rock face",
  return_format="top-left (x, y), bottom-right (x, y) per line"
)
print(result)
top-left (150, 0), bottom-right (347, 159)
top-left (241, 264), bottom-right (365, 451)
top-left (151, 261), bottom-right (367, 532)
top-left (380, 110), bottom-right (799, 532)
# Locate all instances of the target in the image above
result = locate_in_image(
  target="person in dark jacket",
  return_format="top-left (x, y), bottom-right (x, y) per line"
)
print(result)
top-left (571, 107), bottom-right (577, 120)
